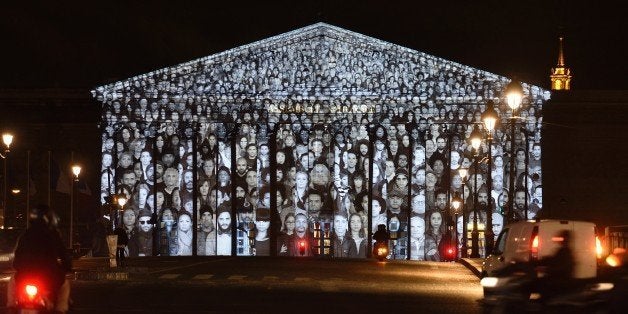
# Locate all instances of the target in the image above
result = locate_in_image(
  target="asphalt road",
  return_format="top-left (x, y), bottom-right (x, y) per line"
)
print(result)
top-left (1, 257), bottom-right (483, 313)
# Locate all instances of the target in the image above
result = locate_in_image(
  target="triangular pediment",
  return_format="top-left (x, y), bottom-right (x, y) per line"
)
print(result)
top-left (93, 23), bottom-right (549, 105)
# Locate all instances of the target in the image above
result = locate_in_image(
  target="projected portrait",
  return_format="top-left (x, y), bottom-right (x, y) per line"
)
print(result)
top-left (95, 24), bottom-right (547, 259)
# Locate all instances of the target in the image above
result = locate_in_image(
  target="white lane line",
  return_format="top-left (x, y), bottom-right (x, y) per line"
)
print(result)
top-left (159, 274), bottom-right (181, 279)
top-left (294, 277), bottom-right (311, 281)
top-left (192, 274), bottom-right (214, 280)
top-left (262, 276), bottom-right (279, 281)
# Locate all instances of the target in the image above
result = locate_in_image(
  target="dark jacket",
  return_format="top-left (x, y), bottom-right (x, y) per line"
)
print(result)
top-left (13, 220), bottom-right (72, 289)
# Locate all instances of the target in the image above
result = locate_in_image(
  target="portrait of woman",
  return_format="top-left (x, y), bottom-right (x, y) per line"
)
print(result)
top-left (425, 210), bottom-right (444, 261)
top-left (171, 212), bottom-right (193, 256)
top-left (348, 213), bottom-right (367, 258)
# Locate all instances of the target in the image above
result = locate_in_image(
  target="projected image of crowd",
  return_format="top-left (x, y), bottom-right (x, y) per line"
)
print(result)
top-left (95, 26), bottom-right (547, 260)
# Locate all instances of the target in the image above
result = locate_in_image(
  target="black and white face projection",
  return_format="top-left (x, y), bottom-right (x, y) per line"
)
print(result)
top-left (94, 23), bottom-right (548, 260)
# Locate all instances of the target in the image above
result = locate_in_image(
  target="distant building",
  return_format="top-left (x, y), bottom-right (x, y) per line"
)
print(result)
top-left (92, 23), bottom-right (548, 259)
top-left (550, 37), bottom-right (572, 91)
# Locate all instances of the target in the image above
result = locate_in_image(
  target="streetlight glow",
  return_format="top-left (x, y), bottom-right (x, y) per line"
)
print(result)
top-left (505, 80), bottom-right (523, 112)
top-left (451, 193), bottom-right (462, 212)
top-left (2, 133), bottom-right (13, 150)
top-left (72, 165), bottom-right (82, 177)
top-left (482, 100), bottom-right (499, 132)
top-left (470, 125), bottom-right (482, 151)
top-left (458, 168), bottom-right (468, 180)
top-left (117, 195), bottom-right (127, 208)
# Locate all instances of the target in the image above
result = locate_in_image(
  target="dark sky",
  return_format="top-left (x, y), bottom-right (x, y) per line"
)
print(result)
top-left (1, 0), bottom-right (626, 90)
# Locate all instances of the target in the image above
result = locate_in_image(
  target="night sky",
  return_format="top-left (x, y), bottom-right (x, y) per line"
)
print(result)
top-left (1, 0), bottom-right (626, 90)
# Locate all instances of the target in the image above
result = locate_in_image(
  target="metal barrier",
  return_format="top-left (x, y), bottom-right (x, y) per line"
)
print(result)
top-left (604, 225), bottom-right (628, 255)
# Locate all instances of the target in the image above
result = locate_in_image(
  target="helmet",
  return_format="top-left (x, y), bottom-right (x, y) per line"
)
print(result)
top-left (29, 204), bottom-right (59, 228)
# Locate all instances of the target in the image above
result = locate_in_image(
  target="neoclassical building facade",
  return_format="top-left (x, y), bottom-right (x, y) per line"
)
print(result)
top-left (93, 23), bottom-right (548, 260)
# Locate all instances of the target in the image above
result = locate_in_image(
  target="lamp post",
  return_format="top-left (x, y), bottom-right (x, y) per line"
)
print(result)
top-left (1, 133), bottom-right (14, 229)
top-left (469, 125), bottom-right (482, 258)
top-left (115, 194), bottom-right (127, 231)
top-left (451, 192), bottom-right (462, 258)
top-left (481, 100), bottom-right (498, 253)
top-left (70, 165), bottom-right (81, 249)
top-left (458, 167), bottom-right (468, 258)
top-left (505, 80), bottom-right (523, 223)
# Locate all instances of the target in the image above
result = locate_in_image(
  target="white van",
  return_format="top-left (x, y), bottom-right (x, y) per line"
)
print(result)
top-left (482, 220), bottom-right (600, 279)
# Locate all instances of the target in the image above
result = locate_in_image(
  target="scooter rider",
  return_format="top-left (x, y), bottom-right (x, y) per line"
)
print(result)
top-left (373, 224), bottom-right (390, 242)
top-left (8, 204), bottom-right (72, 313)
top-left (536, 230), bottom-right (576, 300)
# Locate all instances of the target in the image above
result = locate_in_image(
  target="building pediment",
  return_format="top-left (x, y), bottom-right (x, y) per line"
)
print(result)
top-left (93, 23), bottom-right (549, 106)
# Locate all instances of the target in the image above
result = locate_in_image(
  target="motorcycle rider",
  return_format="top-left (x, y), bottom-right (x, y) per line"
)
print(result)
top-left (7, 204), bottom-right (72, 313)
top-left (536, 229), bottom-right (575, 300)
top-left (373, 224), bottom-right (390, 242)
top-left (494, 229), bottom-right (576, 302)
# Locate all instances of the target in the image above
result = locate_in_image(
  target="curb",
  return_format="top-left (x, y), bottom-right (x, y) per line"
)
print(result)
top-left (73, 267), bottom-right (148, 281)
top-left (74, 271), bottom-right (129, 281)
top-left (457, 258), bottom-right (482, 278)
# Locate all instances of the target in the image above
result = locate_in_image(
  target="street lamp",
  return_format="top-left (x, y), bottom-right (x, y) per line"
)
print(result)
top-left (70, 165), bottom-right (81, 250)
top-left (482, 100), bottom-right (498, 253)
top-left (458, 167), bottom-right (468, 258)
top-left (505, 80), bottom-right (523, 223)
top-left (451, 191), bottom-right (463, 258)
top-left (469, 125), bottom-right (482, 258)
top-left (1, 132), bottom-right (14, 229)
top-left (1, 134), bottom-right (13, 154)
top-left (72, 165), bottom-right (82, 181)
top-left (116, 194), bottom-right (127, 231)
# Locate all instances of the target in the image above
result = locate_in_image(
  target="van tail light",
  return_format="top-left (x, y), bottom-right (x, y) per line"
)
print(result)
top-left (595, 236), bottom-right (603, 259)
top-left (530, 226), bottom-right (539, 260)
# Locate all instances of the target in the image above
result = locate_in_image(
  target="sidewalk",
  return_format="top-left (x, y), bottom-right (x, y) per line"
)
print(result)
top-left (458, 258), bottom-right (484, 278)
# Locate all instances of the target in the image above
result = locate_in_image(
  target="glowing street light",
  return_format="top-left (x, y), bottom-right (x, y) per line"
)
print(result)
top-left (470, 125), bottom-right (482, 152)
top-left (482, 100), bottom-right (499, 254)
top-left (72, 165), bottom-right (82, 181)
top-left (1, 132), bottom-right (14, 229)
top-left (117, 194), bottom-right (128, 208)
top-left (469, 125), bottom-right (482, 258)
top-left (505, 80), bottom-right (524, 223)
top-left (2, 133), bottom-right (13, 152)
top-left (70, 164), bottom-right (81, 250)
top-left (505, 80), bottom-right (523, 113)
top-left (458, 167), bottom-right (468, 258)
top-left (482, 100), bottom-right (498, 133)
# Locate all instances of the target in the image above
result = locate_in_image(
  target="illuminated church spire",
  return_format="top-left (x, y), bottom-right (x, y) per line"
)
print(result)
top-left (550, 37), bottom-right (572, 90)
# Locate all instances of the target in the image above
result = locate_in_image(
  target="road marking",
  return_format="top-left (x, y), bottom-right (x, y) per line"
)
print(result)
top-left (148, 257), bottom-right (235, 274)
top-left (191, 274), bottom-right (214, 280)
top-left (227, 275), bottom-right (247, 280)
top-left (262, 276), bottom-right (279, 281)
top-left (159, 274), bottom-right (181, 279)
top-left (294, 277), bottom-right (311, 281)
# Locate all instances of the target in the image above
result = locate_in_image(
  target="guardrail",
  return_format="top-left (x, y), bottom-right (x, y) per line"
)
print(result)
top-left (604, 225), bottom-right (628, 255)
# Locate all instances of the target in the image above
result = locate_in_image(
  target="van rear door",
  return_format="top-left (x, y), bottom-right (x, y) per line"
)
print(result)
top-left (538, 220), bottom-right (596, 279)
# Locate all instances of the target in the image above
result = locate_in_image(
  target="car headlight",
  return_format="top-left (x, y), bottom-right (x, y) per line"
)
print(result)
top-left (480, 277), bottom-right (499, 288)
